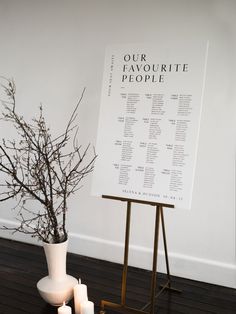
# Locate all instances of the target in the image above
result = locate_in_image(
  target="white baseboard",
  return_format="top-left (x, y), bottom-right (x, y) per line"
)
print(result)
top-left (1, 218), bottom-right (235, 288)
top-left (68, 232), bottom-right (236, 289)
top-left (0, 218), bottom-right (41, 245)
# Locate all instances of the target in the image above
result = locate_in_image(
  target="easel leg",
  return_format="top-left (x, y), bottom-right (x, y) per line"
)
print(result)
top-left (100, 201), bottom-right (133, 314)
top-left (160, 207), bottom-right (171, 284)
top-left (142, 206), bottom-right (181, 313)
top-left (160, 208), bottom-right (181, 294)
top-left (150, 205), bottom-right (161, 314)
top-left (121, 201), bottom-right (132, 306)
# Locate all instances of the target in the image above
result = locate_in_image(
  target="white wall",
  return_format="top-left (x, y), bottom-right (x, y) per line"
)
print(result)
top-left (0, 0), bottom-right (235, 288)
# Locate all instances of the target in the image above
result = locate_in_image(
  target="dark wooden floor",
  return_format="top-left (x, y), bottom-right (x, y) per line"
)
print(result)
top-left (0, 238), bottom-right (236, 314)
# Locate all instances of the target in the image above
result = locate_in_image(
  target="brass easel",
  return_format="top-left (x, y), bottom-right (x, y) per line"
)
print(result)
top-left (100, 195), bottom-right (181, 314)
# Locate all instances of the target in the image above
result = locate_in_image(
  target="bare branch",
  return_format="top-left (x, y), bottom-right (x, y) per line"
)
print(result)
top-left (0, 78), bottom-right (96, 243)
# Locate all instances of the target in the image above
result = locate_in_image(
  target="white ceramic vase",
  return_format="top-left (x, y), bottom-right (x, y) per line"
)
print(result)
top-left (37, 239), bottom-right (78, 306)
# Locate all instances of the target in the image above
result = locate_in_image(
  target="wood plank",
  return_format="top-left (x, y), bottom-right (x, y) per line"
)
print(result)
top-left (0, 237), bottom-right (236, 314)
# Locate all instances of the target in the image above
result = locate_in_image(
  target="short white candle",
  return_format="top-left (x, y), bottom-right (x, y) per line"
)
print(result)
top-left (74, 279), bottom-right (88, 314)
top-left (58, 302), bottom-right (72, 314)
top-left (81, 301), bottom-right (94, 314)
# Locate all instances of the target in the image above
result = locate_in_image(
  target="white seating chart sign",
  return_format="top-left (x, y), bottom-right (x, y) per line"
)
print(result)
top-left (92, 42), bottom-right (208, 209)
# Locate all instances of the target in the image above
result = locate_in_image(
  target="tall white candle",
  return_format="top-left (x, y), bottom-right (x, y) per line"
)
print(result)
top-left (58, 302), bottom-right (72, 314)
top-left (81, 301), bottom-right (94, 314)
top-left (74, 279), bottom-right (88, 314)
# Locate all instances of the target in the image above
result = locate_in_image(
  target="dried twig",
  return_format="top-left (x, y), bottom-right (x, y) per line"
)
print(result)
top-left (0, 78), bottom-right (97, 243)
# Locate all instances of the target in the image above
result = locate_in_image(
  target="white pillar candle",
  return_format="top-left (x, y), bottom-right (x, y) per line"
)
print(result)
top-left (58, 302), bottom-right (72, 314)
top-left (74, 279), bottom-right (88, 314)
top-left (81, 301), bottom-right (94, 314)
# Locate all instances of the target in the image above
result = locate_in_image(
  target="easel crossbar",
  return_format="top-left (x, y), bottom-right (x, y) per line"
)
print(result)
top-left (102, 194), bottom-right (174, 208)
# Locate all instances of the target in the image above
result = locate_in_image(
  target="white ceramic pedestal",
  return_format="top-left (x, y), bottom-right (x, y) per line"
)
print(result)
top-left (37, 240), bottom-right (78, 306)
